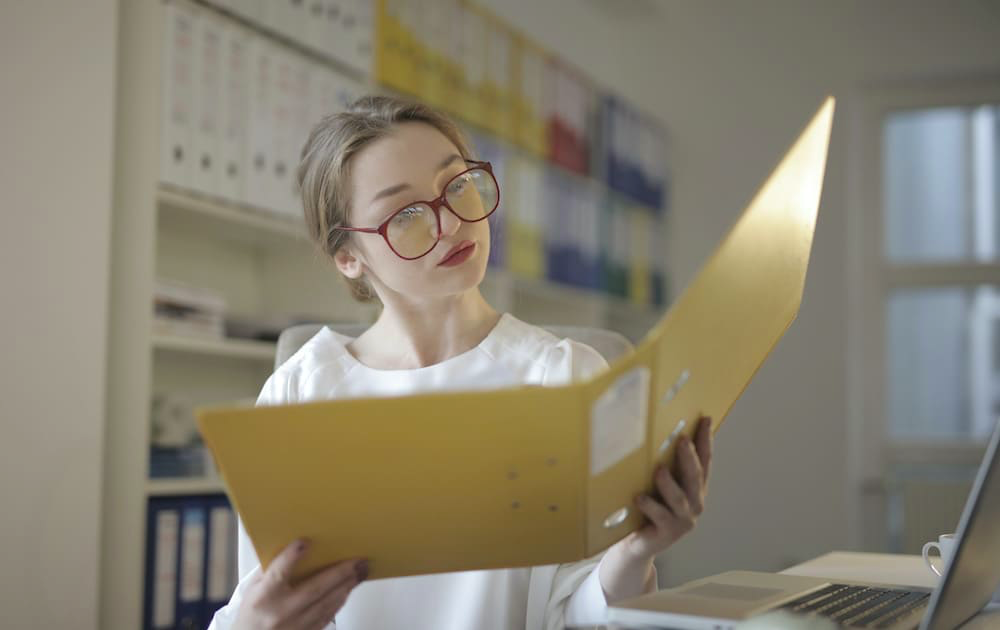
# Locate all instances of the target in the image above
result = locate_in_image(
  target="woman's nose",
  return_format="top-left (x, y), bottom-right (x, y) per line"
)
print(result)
top-left (438, 204), bottom-right (462, 237)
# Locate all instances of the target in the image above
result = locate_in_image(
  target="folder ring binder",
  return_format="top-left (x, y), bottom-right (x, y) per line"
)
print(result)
top-left (604, 507), bottom-right (630, 529)
top-left (658, 419), bottom-right (689, 455)
top-left (660, 368), bottom-right (691, 406)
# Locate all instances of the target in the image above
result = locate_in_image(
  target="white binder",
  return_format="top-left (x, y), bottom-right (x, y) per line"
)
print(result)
top-left (321, 0), bottom-right (342, 62)
top-left (160, 1), bottom-right (198, 192)
top-left (206, 503), bottom-right (236, 603)
top-left (177, 504), bottom-right (206, 625)
top-left (244, 35), bottom-right (274, 212)
top-left (218, 21), bottom-right (249, 205)
top-left (304, 0), bottom-right (328, 55)
top-left (281, 0), bottom-right (308, 46)
top-left (351, 0), bottom-right (374, 76)
top-left (336, 0), bottom-right (359, 71)
top-left (257, 0), bottom-right (285, 39)
top-left (287, 56), bottom-right (316, 218)
top-left (227, 0), bottom-right (262, 25)
top-left (193, 9), bottom-right (223, 199)
top-left (269, 46), bottom-right (296, 217)
top-left (151, 508), bottom-right (179, 629)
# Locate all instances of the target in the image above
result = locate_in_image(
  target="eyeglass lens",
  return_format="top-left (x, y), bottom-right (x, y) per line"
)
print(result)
top-left (385, 167), bottom-right (499, 258)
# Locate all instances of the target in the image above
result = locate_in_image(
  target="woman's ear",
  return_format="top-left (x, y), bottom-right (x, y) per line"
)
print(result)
top-left (333, 245), bottom-right (366, 279)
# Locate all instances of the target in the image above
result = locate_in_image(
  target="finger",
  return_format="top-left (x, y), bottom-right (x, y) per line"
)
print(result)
top-left (281, 558), bottom-right (366, 619)
top-left (678, 437), bottom-right (705, 515)
top-left (297, 574), bottom-right (360, 630)
top-left (634, 493), bottom-right (676, 534)
top-left (655, 465), bottom-right (694, 523)
top-left (263, 539), bottom-right (310, 590)
top-left (696, 416), bottom-right (713, 485)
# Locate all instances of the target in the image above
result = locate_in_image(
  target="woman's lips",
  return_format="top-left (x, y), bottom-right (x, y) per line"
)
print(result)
top-left (438, 241), bottom-right (476, 267)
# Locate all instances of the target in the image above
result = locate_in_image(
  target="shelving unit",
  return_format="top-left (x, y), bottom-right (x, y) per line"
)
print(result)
top-left (103, 0), bottom-right (668, 626)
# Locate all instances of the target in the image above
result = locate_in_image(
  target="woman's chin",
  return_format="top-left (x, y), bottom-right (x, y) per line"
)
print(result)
top-left (434, 255), bottom-right (489, 291)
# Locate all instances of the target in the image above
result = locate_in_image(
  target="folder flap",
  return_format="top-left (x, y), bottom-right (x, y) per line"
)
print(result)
top-left (198, 383), bottom-right (589, 582)
top-left (642, 97), bottom-right (835, 470)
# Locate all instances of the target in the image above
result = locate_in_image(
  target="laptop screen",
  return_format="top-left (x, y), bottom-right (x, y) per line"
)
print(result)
top-left (923, 419), bottom-right (1000, 630)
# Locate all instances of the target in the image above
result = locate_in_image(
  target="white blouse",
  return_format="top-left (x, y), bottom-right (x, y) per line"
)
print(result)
top-left (208, 312), bottom-right (613, 630)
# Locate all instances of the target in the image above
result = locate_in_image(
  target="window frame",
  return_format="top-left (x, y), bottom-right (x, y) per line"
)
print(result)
top-left (847, 76), bottom-right (1000, 551)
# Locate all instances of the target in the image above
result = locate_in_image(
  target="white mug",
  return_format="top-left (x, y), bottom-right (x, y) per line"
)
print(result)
top-left (923, 533), bottom-right (1000, 604)
top-left (921, 533), bottom-right (955, 578)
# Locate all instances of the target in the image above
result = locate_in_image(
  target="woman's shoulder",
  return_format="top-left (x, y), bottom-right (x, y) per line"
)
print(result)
top-left (488, 314), bottom-right (610, 386)
top-left (257, 326), bottom-right (355, 405)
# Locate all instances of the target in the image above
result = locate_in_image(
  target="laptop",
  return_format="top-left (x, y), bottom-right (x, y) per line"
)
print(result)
top-left (607, 420), bottom-right (1000, 630)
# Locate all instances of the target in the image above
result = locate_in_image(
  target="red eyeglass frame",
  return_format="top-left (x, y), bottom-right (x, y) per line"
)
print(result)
top-left (333, 159), bottom-right (500, 261)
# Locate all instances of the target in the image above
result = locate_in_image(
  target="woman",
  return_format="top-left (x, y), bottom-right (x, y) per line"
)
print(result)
top-left (210, 95), bottom-right (713, 630)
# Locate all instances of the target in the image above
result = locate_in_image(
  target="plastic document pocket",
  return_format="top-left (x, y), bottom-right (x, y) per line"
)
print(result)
top-left (591, 368), bottom-right (649, 478)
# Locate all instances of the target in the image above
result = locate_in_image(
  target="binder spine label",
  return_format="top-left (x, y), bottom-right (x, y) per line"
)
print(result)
top-left (152, 511), bottom-right (180, 628)
top-left (180, 508), bottom-right (206, 602)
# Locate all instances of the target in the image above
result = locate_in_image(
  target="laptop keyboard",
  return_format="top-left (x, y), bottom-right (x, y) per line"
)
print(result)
top-left (779, 583), bottom-right (930, 628)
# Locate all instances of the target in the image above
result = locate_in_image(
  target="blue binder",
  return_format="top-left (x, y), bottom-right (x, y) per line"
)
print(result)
top-left (145, 493), bottom-right (237, 629)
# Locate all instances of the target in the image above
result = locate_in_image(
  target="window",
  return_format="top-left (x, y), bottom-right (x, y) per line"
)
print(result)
top-left (883, 105), bottom-right (1000, 441)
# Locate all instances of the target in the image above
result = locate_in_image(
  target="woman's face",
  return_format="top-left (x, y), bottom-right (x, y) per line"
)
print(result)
top-left (336, 122), bottom-right (492, 303)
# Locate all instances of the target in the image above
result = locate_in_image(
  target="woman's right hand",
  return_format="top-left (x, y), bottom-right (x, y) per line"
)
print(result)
top-left (232, 539), bottom-right (367, 630)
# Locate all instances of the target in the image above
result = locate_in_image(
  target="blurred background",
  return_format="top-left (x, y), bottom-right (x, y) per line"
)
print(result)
top-left (2, 0), bottom-right (999, 628)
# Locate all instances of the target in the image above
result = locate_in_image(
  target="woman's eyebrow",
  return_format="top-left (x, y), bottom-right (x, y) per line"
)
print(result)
top-left (368, 154), bottom-right (464, 206)
top-left (436, 153), bottom-right (463, 172)
top-left (370, 182), bottom-right (409, 206)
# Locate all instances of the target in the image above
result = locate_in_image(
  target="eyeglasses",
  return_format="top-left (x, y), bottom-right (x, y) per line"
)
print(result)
top-left (334, 160), bottom-right (500, 260)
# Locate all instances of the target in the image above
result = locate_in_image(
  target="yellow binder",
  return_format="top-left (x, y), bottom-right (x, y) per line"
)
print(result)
top-left (197, 98), bottom-right (835, 583)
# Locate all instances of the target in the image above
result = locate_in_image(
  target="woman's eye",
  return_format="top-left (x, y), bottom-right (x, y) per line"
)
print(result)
top-left (392, 206), bottom-right (422, 225)
top-left (447, 174), bottom-right (471, 195)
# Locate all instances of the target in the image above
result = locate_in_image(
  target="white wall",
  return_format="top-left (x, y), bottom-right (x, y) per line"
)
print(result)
top-left (0, 1), bottom-right (117, 628)
top-left (480, 0), bottom-right (1000, 585)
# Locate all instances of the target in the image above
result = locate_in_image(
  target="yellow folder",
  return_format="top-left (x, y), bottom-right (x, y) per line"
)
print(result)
top-left (197, 98), bottom-right (835, 583)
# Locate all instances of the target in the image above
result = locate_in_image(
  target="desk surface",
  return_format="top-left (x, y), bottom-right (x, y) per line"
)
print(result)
top-left (780, 551), bottom-right (938, 589)
top-left (595, 551), bottom-right (1000, 629)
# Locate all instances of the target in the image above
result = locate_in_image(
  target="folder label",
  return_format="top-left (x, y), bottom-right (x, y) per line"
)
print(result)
top-left (590, 367), bottom-right (649, 477)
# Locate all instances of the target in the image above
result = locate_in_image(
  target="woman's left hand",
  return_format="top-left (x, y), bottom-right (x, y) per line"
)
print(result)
top-left (599, 415), bottom-right (714, 602)
top-left (621, 414), bottom-right (714, 561)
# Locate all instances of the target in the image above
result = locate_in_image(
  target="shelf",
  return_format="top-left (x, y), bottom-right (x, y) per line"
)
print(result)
top-left (152, 333), bottom-right (277, 362)
top-left (605, 295), bottom-right (663, 319)
top-left (157, 186), bottom-right (308, 247)
top-left (146, 477), bottom-right (226, 497)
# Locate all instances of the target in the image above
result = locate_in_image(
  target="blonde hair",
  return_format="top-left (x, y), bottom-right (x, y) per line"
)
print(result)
top-left (296, 94), bottom-right (476, 302)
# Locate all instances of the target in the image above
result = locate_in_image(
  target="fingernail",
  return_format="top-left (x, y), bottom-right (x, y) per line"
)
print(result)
top-left (296, 539), bottom-right (309, 552)
top-left (355, 559), bottom-right (369, 582)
